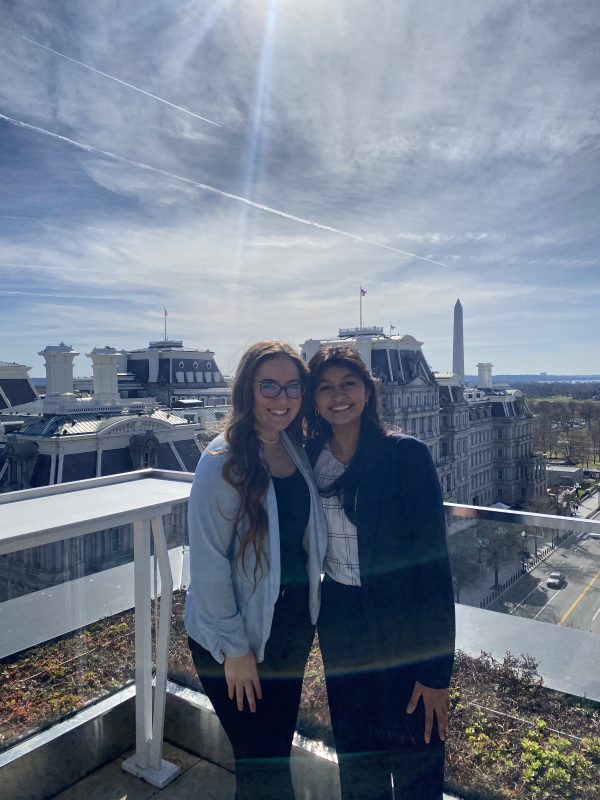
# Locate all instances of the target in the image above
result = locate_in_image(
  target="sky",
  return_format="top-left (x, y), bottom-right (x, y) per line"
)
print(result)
top-left (1, 0), bottom-right (599, 378)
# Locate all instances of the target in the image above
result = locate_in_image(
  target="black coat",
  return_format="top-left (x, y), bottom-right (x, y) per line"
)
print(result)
top-left (307, 432), bottom-right (455, 689)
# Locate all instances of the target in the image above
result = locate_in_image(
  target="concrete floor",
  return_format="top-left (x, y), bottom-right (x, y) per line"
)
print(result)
top-left (52, 743), bottom-right (235, 800)
top-left (51, 742), bottom-right (462, 800)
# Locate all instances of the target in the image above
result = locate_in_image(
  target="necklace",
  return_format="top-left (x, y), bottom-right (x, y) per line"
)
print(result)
top-left (257, 431), bottom-right (280, 446)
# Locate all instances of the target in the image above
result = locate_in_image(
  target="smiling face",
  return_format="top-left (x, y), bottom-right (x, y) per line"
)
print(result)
top-left (252, 355), bottom-right (303, 439)
top-left (313, 365), bottom-right (369, 434)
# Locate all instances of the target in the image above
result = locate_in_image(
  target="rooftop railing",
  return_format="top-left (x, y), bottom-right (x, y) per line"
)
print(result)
top-left (0, 474), bottom-right (599, 799)
top-left (0, 470), bottom-right (193, 792)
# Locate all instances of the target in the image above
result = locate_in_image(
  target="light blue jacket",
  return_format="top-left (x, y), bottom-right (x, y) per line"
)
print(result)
top-left (184, 431), bottom-right (327, 663)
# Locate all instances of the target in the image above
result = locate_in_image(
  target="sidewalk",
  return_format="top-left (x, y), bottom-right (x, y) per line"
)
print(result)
top-left (455, 553), bottom-right (545, 608)
top-left (574, 487), bottom-right (600, 519)
top-left (455, 536), bottom-right (558, 609)
top-left (454, 491), bottom-right (600, 609)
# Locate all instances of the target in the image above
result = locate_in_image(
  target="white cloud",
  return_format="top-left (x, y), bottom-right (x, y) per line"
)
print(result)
top-left (1, 0), bottom-right (599, 375)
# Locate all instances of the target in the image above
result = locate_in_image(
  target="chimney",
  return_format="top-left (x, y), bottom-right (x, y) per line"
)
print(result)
top-left (39, 343), bottom-right (79, 395)
top-left (477, 362), bottom-right (493, 388)
top-left (87, 346), bottom-right (122, 405)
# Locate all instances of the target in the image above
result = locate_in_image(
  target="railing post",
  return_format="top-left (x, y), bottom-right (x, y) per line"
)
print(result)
top-left (133, 519), bottom-right (153, 768)
top-left (122, 516), bottom-right (180, 788)
top-left (148, 515), bottom-right (179, 778)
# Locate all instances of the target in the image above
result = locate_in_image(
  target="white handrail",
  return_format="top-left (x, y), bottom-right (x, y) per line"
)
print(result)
top-left (0, 471), bottom-right (192, 789)
top-left (121, 516), bottom-right (180, 787)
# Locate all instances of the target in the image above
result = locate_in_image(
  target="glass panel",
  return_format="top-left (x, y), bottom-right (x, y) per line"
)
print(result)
top-left (0, 533), bottom-right (136, 753)
top-left (0, 504), bottom-right (188, 754)
top-left (445, 507), bottom-right (600, 632)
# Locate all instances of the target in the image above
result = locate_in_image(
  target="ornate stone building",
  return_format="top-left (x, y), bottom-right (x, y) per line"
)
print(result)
top-left (0, 343), bottom-right (203, 600)
top-left (0, 344), bottom-right (205, 493)
top-left (120, 339), bottom-right (228, 406)
top-left (300, 320), bottom-right (546, 507)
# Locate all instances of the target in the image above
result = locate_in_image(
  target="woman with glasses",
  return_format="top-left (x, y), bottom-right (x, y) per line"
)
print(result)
top-left (185, 341), bottom-right (326, 800)
top-left (306, 345), bottom-right (455, 800)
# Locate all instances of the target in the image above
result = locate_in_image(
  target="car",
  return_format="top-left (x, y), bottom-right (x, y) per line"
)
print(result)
top-left (546, 572), bottom-right (565, 589)
top-left (588, 531), bottom-right (600, 540)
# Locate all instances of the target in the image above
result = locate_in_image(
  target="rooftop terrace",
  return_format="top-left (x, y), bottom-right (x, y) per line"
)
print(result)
top-left (1, 474), bottom-right (598, 799)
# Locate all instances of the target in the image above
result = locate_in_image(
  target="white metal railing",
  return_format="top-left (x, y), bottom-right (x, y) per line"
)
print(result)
top-left (1, 476), bottom-right (599, 783)
top-left (0, 469), bottom-right (193, 789)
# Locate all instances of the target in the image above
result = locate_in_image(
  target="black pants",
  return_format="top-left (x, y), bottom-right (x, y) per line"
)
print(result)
top-left (318, 577), bottom-right (446, 800)
top-left (188, 585), bottom-right (314, 800)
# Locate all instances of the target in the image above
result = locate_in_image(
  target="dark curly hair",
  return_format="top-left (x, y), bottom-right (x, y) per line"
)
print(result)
top-left (222, 340), bottom-right (307, 580)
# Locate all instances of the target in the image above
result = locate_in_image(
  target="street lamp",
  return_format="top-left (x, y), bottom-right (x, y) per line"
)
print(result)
top-left (477, 539), bottom-right (485, 564)
top-left (489, 544), bottom-right (500, 590)
top-left (530, 531), bottom-right (538, 558)
top-left (521, 531), bottom-right (528, 574)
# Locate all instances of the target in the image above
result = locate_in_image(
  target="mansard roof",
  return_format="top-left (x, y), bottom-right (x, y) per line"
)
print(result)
top-left (14, 408), bottom-right (192, 438)
top-left (0, 378), bottom-right (38, 407)
top-left (371, 347), bottom-right (437, 386)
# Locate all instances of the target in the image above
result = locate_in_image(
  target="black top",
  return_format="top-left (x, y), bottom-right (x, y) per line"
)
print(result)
top-left (272, 469), bottom-right (310, 587)
top-left (306, 432), bottom-right (456, 689)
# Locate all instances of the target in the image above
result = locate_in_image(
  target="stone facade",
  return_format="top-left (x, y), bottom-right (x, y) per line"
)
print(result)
top-left (300, 329), bottom-right (546, 507)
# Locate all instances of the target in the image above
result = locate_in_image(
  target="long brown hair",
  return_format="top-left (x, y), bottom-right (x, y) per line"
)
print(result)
top-left (222, 340), bottom-right (307, 580)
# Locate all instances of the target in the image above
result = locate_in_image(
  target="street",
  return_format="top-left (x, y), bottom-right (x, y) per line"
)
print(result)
top-left (488, 533), bottom-right (600, 634)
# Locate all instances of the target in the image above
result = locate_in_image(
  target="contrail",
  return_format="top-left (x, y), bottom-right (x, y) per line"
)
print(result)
top-left (0, 214), bottom-right (41, 220)
top-left (0, 289), bottom-right (118, 300)
top-left (0, 113), bottom-right (449, 267)
top-left (1, 26), bottom-right (221, 128)
top-left (0, 263), bottom-right (80, 272)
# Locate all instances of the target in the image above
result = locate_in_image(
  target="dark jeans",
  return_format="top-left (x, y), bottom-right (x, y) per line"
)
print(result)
top-left (188, 585), bottom-right (314, 800)
top-left (319, 577), bottom-right (446, 800)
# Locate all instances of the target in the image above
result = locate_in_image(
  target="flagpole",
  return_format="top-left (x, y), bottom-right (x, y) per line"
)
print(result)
top-left (164, 308), bottom-right (167, 341)
top-left (359, 288), bottom-right (363, 329)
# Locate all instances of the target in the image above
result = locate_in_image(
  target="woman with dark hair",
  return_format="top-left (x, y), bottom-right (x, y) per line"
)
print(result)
top-left (306, 345), bottom-right (455, 800)
top-left (184, 341), bottom-right (326, 800)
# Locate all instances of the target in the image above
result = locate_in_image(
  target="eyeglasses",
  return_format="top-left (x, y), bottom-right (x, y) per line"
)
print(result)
top-left (255, 380), bottom-right (305, 399)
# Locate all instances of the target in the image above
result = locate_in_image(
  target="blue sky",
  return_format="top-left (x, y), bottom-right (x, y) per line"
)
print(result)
top-left (1, 0), bottom-right (599, 377)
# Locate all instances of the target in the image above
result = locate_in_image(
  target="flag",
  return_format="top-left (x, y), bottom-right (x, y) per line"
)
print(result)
top-left (360, 287), bottom-right (367, 296)
top-left (390, 323), bottom-right (396, 330)
top-left (164, 307), bottom-right (168, 317)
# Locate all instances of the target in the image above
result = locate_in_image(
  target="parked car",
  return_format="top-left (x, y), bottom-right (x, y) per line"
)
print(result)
top-left (588, 531), bottom-right (600, 540)
top-left (546, 572), bottom-right (565, 589)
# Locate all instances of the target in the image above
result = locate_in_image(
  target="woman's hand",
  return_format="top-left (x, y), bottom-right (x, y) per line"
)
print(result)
top-left (406, 681), bottom-right (449, 744)
top-left (224, 651), bottom-right (263, 712)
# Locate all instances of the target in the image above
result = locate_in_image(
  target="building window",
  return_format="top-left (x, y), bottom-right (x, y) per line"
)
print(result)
top-left (111, 530), bottom-right (120, 553)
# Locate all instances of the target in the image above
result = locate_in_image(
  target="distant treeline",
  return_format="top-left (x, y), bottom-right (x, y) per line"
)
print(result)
top-left (511, 382), bottom-right (600, 400)
top-left (529, 396), bottom-right (600, 466)
top-left (465, 374), bottom-right (600, 383)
